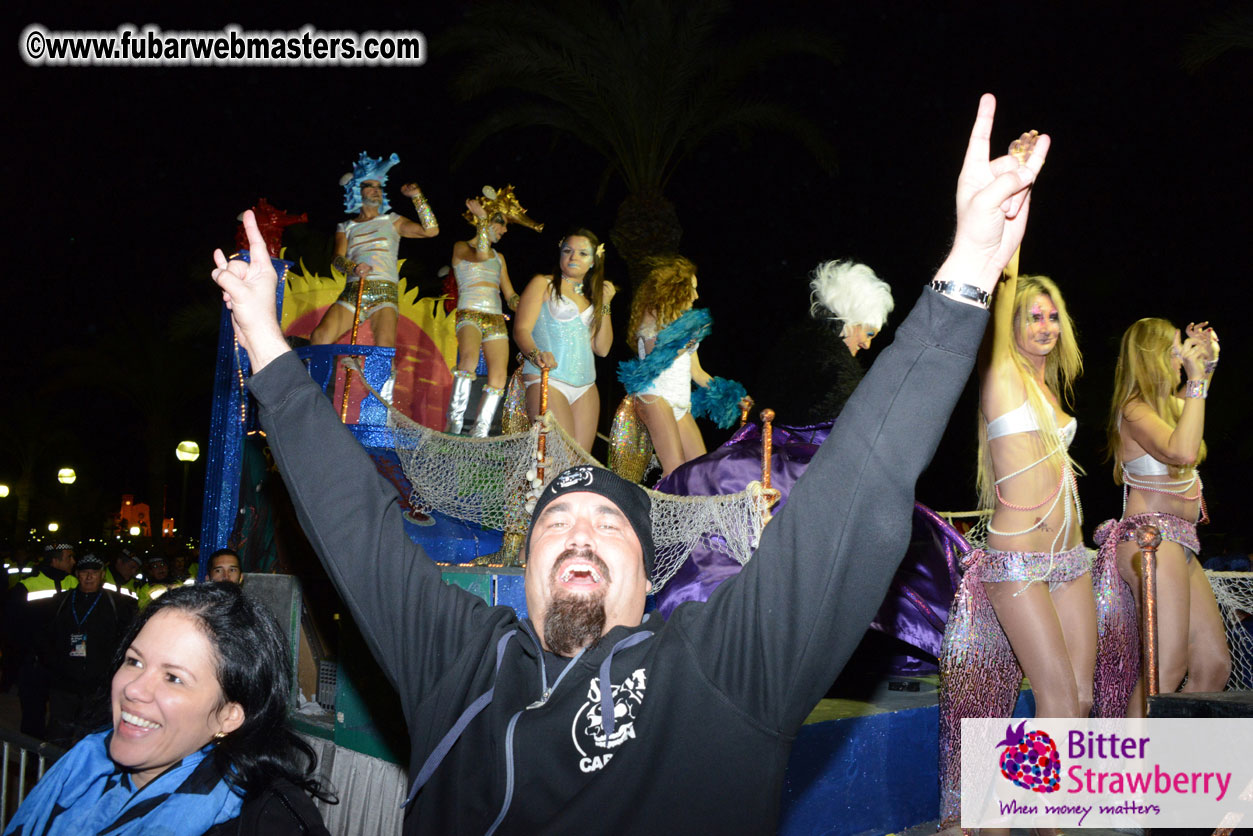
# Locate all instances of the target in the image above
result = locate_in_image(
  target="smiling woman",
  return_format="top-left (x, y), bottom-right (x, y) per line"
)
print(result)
top-left (512, 228), bottom-right (616, 452)
top-left (6, 584), bottom-right (334, 836)
top-left (938, 269), bottom-right (1093, 827)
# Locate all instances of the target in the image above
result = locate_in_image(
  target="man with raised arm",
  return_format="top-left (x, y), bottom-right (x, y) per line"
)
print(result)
top-left (212, 95), bottom-right (1048, 834)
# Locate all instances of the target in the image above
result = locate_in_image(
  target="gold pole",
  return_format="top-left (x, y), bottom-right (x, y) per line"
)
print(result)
top-left (540, 366), bottom-right (549, 417)
top-left (759, 408), bottom-right (780, 520)
top-left (536, 366), bottom-right (550, 486)
top-left (1137, 524), bottom-right (1163, 701)
top-left (738, 395), bottom-right (754, 428)
top-left (339, 275), bottom-right (367, 422)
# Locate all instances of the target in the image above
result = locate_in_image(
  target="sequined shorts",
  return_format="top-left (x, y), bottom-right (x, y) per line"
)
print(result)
top-left (455, 309), bottom-right (508, 342)
top-left (335, 278), bottom-right (398, 317)
top-left (964, 543), bottom-right (1093, 590)
top-left (1094, 512), bottom-right (1200, 563)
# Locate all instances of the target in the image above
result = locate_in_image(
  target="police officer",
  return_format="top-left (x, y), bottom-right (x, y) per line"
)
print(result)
top-left (137, 554), bottom-right (176, 609)
top-left (102, 548), bottom-right (142, 600)
top-left (7, 543), bottom-right (78, 737)
top-left (42, 553), bottom-right (137, 745)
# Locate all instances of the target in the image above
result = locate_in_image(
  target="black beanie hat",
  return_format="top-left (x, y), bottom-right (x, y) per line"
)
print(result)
top-left (527, 465), bottom-right (655, 577)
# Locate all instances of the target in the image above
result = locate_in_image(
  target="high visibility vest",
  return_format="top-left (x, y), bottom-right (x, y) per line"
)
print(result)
top-left (18, 570), bottom-right (77, 602)
top-left (137, 582), bottom-right (175, 610)
top-left (103, 568), bottom-right (140, 600)
top-left (7, 566), bottom-right (35, 591)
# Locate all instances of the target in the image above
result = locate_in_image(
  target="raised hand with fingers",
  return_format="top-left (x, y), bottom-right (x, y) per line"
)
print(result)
top-left (1180, 337), bottom-right (1210, 381)
top-left (211, 209), bottom-right (290, 371)
top-left (1186, 321), bottom-right (1219, 367)
top-left (938, 93), bottom-right (1051, 296)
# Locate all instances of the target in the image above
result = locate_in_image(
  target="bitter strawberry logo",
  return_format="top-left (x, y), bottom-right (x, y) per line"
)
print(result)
top-left (995, 721), bottom-right (1061, 793)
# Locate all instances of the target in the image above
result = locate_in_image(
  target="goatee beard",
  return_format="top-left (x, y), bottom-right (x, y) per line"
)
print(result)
top-left (543, 549), bottom-right (610, 656)
top-left (544, 595), bottom-right (606, 657)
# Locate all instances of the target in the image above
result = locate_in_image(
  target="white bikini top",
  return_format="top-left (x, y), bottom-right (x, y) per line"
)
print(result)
top-left (986, 400), bottom-right (1077, 448)
top-left (546, 291), bottom-right (594, 326)
top-left (1123, 452), bottom-right (1170, 477)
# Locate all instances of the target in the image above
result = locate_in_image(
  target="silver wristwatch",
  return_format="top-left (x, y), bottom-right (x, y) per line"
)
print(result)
top-left (929, 279), bottom-right (991, 310)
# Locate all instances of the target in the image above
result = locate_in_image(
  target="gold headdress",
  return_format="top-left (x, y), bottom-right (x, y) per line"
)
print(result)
top-left (462, 185), bottom-right (544, 233)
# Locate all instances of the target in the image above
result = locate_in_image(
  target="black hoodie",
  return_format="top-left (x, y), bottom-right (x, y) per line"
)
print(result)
top-left (251, 288), bottom-right (986, 834)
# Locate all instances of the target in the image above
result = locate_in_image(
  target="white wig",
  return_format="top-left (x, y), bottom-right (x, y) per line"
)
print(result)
top-left (808, 260), bottom-right (894, 335)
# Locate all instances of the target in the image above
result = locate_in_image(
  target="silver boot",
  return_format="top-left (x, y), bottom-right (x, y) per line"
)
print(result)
top-left (471, 386), bottom-right (505, 438)
top-left (445, 371), bottom-right (474, 434)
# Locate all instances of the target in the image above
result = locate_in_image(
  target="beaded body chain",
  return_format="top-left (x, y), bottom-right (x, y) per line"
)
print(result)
top-left (1121, 465), bottom-right (1208, 525)
top-left (987, 443), bottom-right (1083, 595)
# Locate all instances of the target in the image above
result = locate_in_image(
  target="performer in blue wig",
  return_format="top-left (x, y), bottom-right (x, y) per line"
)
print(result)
top-left (310, 152), bottom-right (440, 403)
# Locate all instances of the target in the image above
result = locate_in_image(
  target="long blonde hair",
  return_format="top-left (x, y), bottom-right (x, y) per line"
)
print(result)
top-left (627, 255), bottom-right (698, 341)
top-left (976, 274), bottom-right (1084, 510)
top-left (1106, 317), bottom-right (1206, 484)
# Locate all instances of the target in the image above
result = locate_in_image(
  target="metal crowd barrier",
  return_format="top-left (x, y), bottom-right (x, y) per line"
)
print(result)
top-left (0, 728), bottom-right (65, 828)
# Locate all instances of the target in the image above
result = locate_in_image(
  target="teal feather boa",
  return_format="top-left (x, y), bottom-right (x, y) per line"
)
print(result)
top-left (691, 377), bottom-right (748, 428)
top-left (617, 308), bottom-right (712, 394)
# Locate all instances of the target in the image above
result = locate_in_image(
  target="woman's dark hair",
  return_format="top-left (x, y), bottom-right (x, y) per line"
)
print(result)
top-left (550, 228), bottom-right (608, 334)
top-left (113, 583), bottom-right (335, 802)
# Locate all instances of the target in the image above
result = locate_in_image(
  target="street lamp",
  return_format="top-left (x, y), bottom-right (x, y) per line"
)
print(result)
top-left (129, 525), bottom-right (142, 536)
top-left (58, 467), bottom-right (76, 502)
top-left (175, 441), bottom-right (200, 537)
top-left (0, 484), bottom-right (9, 498)
top-left (48, 522), bottom-right (59, 532)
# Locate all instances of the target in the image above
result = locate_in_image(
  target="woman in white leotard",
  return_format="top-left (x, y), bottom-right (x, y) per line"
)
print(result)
top-left (622, 256), bottom-right (716, 477)
top-left (513, 229), bottom-right (616, 452)
top-left (1098, 317), bottom-right (1226, 716)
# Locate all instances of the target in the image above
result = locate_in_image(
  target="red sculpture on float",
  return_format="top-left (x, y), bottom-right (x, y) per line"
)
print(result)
top-left (234, 197), bottom-right (307, 258)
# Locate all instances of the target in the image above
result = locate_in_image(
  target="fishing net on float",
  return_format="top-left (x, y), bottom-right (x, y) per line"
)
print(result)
top-left (387, 408), bottom-right (774, 589)
top-left (1208, 571), bottom-right (1253, 691)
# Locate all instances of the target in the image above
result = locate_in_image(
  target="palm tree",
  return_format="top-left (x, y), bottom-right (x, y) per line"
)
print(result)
top-left (0, 405), bottom-right (74, 541)
top-left (1182, 8), bottom-right (1253, 72)
top-left (439, 0), bottom-right (841, 282)
top-left (50, 301), bottom-right (219, 535)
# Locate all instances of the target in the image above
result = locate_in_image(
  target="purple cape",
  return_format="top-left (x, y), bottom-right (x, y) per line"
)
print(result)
top-left (654, 421), bottom-right (966, 673)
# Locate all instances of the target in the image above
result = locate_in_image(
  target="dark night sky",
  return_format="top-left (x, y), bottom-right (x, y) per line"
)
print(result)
top-left (5, 1), bottom-right (1252, 547)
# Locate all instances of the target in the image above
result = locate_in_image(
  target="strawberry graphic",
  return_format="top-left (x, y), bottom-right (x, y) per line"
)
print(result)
top-left (995, 721), bottom-right (1061, 793)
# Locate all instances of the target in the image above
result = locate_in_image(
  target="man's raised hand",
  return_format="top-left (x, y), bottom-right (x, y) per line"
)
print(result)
top-left (211, 209), bottom-right (290, 371)
top-left (941, 93), bottom-right (1051, 294)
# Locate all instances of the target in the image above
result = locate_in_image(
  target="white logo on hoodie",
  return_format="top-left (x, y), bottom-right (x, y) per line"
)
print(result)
top-left (571, 668), bottom-right (647, 773)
